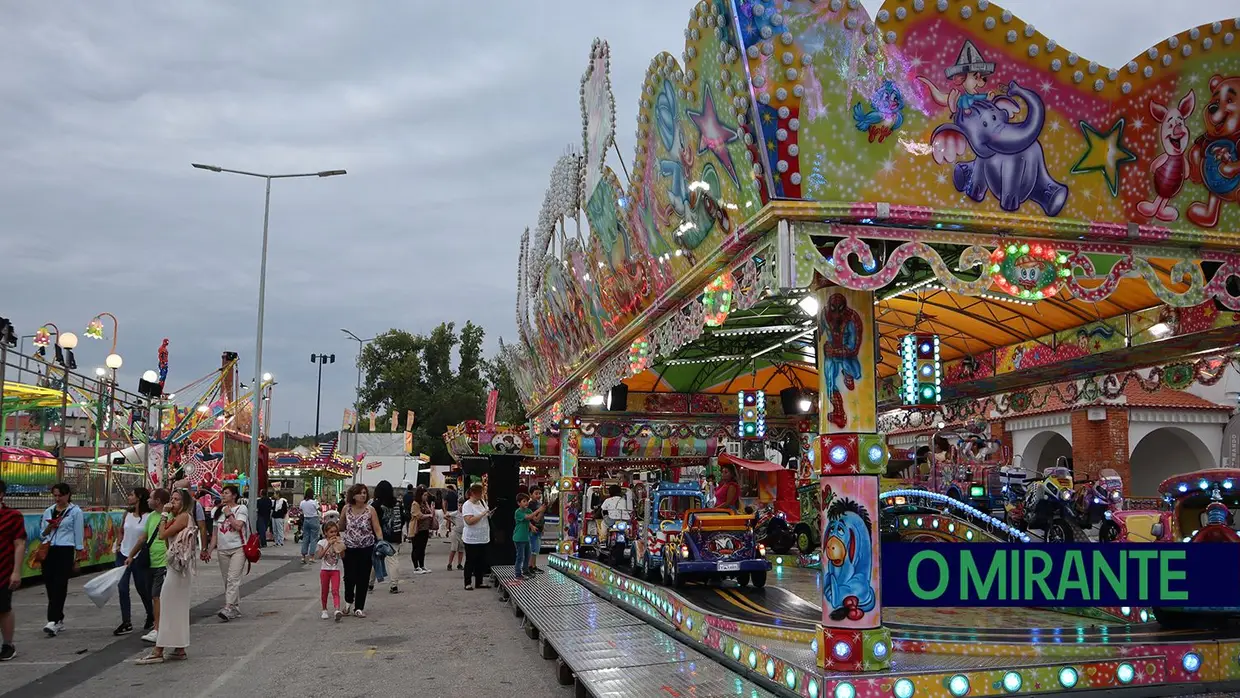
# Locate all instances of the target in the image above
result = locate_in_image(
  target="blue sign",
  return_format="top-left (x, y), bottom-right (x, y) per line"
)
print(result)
top-left (882, 543), bottom-right (1240, 607)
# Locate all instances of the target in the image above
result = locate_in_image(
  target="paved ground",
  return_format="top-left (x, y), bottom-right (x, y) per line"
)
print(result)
top-left (1, 539), bottom-right (573, 698)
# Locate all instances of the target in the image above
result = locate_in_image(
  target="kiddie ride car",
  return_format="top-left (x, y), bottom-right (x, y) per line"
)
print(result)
top-left (578, 480), bottom-right (630, 559)
top-left (662, 509), bottom-right (771, 588)
top-left (723, 454), bottom-right (801, 554)
top-left (1008, 464), bottom-right (1088, 542)
top-left (632, 481), bottom-right (704, 582)
top-left (1075, 468), bottom-right (1125, 541)
top-left (1107, 468), bottom-right (1240, 628)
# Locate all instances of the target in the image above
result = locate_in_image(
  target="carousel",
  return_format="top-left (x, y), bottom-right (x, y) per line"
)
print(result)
top-left (480, 1), bottom-right (1240, 696)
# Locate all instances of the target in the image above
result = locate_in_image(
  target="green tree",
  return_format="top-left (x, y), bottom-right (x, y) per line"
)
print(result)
top-left (356, 322), bottom-right (487, 464)
top-left (484, 341), bottom-right (527, 426)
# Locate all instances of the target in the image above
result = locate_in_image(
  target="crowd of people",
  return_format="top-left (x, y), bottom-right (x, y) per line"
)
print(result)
top-left (0, 475), bottom-right (553, 663)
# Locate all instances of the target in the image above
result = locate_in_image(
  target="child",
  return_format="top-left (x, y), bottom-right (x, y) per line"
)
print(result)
top-left (512, 494), bottom-right (546, 581)
top-left (316, 521), bottom-right (345, 621)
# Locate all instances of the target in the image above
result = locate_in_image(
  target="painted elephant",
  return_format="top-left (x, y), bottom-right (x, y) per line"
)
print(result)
top-left (930, 80), bottom-right (1069, 217)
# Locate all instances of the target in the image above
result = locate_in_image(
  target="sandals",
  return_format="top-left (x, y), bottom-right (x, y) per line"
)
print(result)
top-left (168, 651), bottom-right (188, 661)
top-left (136, 654), bottom-right (164, 665)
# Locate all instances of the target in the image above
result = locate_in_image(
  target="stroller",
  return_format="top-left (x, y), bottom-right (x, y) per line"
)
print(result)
top-left (290, 507), bottom-right (304, 544)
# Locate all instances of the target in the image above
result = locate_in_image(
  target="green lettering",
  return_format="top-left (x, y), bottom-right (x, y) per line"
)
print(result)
top-left (1010, 545), bottom-right (1019, 599)
top-left (1128, 550), bottom-right (1157, 599)
top-left (1058, 550), bottom-right (1088, 601)
top-left (1091, 549), bottom-right (1126, 600)
top-left (1023, 550), bottom-right (1054, 601)
top-left (962, 550), bottom-right (1005, 601)
top-left (909, 550), bottom-right (949, 600)
top-left (1159, 551), bottom-right (1188, 601)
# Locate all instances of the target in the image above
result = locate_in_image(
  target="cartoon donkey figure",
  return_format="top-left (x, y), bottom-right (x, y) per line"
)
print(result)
top-left (822, 497), bottom-right (876, 622)
top-left (1137, 90), bottom-right (1195, 222)
top-left (930, 81), bottom-right (1069, 217)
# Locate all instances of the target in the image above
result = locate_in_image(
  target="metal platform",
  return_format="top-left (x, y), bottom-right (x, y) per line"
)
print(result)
top-left (492, 565), bottom-right (778, 698)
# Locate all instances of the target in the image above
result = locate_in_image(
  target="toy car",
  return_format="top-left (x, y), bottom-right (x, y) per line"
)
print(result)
top-left (578, 480), bottom-right (630, 558)
top-left (1075, 468), bottom-right (1125, 540)
top-left (662, 508), bottom-right (771, 588)
top-left (722, 454), bottom-right (801, 553)
top-left (632, 481), bottom-right (704, 582)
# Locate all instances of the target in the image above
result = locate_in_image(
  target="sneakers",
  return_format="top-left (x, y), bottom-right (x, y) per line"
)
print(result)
top-left (343, 603), bottom-right (353, 615)
top-left (353, 609), bottom-right (366, 618)
top-left (333, 609), bottom-right (343, 622)
top-left (389, 584), bottom-right (400, 594)
top-left (413, 568), bottom-right (428, 575)
top-left (42, 621), bottom-right (63, 637)
top-left (446, 563), bottom-right (453, 571)
top-left (0, 644), bottom-right (15, 661)
top-left (421, 567), bottom-right (432, 574)
top-left (456, 564), bottom-right (464, 570)
top-left (217, 606), bottom-right (241, 622)
top-left (113, 622), bottom-right (133, 636)
top-left (320, 610), bottom-right (330, 620)
top-left (141, 630), bottom-right (158, 644)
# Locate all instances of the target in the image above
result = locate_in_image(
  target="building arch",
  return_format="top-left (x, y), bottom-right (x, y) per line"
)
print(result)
top-left (1129, 426), bottom-right (1217, 496)
top-left (1020, 430), bottom-right (1073, 475)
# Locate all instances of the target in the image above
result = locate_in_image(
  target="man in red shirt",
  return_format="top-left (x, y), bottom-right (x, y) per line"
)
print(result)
top-left (0, 480), bottom-right (27, 660)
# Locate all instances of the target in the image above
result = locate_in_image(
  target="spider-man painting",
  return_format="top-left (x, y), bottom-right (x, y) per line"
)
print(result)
top-left (820, 293), bottom-right (863, 429)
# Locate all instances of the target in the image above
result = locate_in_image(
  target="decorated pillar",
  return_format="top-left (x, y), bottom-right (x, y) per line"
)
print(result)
top-left (557, 417), bottom-right (583, 555)
top-left (813, 286), bottom-right (891, 672)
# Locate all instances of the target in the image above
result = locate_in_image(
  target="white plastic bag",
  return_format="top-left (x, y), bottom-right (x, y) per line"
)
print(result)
top-left (84, 565), bottom-right (126, 609)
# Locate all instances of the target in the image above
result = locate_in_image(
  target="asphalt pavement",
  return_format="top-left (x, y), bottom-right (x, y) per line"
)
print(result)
top-left (0, 537), bottom-right (573, 698)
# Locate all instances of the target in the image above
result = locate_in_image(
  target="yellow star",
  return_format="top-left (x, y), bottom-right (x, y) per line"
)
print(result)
top-left (1070, 119), bottom-right (1136, 198)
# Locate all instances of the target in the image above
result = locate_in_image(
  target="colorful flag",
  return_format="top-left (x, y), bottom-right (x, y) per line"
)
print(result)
top-left (391, 411), bottom-right (400, 432)
top-left (368, 412), bottom-right (377, 431)
top-left (342, 409), bottom-right (355, 430)
top-left (485, 389), bottom-right (499, 425)
top-left (406, 410), bottom-right (415, 430)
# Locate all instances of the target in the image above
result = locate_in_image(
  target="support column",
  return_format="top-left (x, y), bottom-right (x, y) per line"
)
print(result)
top-left (557, 418), bottom-right (583, 555)
top-left (813, 287), bottom-right (891, 672)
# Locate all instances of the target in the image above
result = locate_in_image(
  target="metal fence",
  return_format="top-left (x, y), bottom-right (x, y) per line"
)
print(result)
top-left (1, 460), bottom-right (147, 511)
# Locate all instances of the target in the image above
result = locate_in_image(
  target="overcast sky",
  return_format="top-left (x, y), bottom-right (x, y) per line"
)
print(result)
top-left (1, 1), bottom-right (1234, 437)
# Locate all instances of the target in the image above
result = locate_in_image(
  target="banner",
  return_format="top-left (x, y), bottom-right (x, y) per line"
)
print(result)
top-left (1224, 414), bottom-right (1240, 468)
top-left (148, 443), bottom-right (166, 489)
top-left (407, 410), bottom-right (416, 429)
top-left (883, 543), bottom-right (1240, 607)
top-left (391, 411), bottom-right (400, 433)
top-left (368, 412), bottom-right (377, 431)
top-left (404, 431), bottom-right (413, 454)
top-left (485, 390), bottom-right (499, 425)
top-left (342, 409), bottom-right (355, 430)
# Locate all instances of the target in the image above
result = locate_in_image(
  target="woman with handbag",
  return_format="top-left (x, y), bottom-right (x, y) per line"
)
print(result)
top-left (408, 488), bottom-right (434, 574)
top-left (207, 485), bottom-right (248, 622)
top-left (113, 488), bottom-right (154, 636)
top-left (40, 483), bottom-right (83, 637)
top-left (137, 488), bottom-right (197, 664)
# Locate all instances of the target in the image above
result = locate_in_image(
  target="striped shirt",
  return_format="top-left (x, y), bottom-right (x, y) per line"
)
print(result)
top-left (0, 507), bottom-right (28, 581)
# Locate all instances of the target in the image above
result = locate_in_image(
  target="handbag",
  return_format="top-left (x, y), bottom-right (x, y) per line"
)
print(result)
top-left (36, 506), bottom-right (69, 563)
top-left (132, 519), bottom-right (162, 569)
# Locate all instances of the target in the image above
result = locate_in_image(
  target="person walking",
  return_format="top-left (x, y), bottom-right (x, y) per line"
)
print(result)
top-left (369, 480), bottom-right (402, 594)
top-left (316, 520), bottom-right (344, 621)
top-left (255, 490), bottom-right (273, 548)
top-left (136, 488), bottom-right (197, 664)
top-left (341, 484), bottom-right (382, 617)
top-left (0, 481), bottom-right (27, 661)
top-left (299, 489), bottom-right (321, 564)
top-left (40, 483), bottom-right (83, 637)
top-left (133, 489), bottom-right (169, 645)
top-left (445, 499), bottom-right (464, 571)
top-left (408, 488), bottom-right (433, 574)
top-left (113, 488), bottom-right (154, 636)
top-left (208, 485), bottom-right (248, 622)
top-left (460, 484), bottom-right (494, 591)
top-left (272, 491), bottom-right (289, 546)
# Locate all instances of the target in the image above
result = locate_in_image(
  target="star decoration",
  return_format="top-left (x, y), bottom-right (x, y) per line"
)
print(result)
top-left (688, 86), bottom-right (741, 185)
top-left (1070, 118), bottom-right (1137, 198)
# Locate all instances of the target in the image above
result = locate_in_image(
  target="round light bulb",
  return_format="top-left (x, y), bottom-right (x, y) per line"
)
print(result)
top-left (94, 367), bottom-right (106, 377)
top-left (142, 370), bottom-right (159, 383)
top-left (57, 332), bottom-right (79, 349)
top-left (262, 372), bottom-right (273, 382)
top-left (105, 353), bottom-right (123, 369)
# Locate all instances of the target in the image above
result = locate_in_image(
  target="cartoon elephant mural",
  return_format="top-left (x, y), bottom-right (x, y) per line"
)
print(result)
top-left (930, 81), bottom-right (1069, 217)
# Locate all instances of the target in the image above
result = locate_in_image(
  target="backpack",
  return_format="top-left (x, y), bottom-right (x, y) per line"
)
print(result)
top-left (381, 503), bottom-right (403, 544)
top-left (167, 526), bottom-right (198, 573)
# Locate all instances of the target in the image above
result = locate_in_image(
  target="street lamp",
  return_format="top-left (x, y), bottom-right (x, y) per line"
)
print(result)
top-left (342, 329), bottom-right (375, 483)
top-left (310, 354), bottom-right (335, 440)
top-left (34, 324), bottom-right (71, 474)
top-left (193, 162), bottom-right (347, 522)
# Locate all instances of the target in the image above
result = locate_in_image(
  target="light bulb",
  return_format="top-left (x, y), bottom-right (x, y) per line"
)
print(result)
top-left (142, 370), bottom-right (159, 383)
top-left (94, 367), bottom-right (106, 377)
top-left (57, 332), bottom-right (79, 349)
top-left (105, 353), bottom-right (123, 369)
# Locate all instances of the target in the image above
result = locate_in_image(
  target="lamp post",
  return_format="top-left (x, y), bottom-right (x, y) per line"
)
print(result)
top-left (36, 325), bottom-right (77, 477)
top-left (341, 329), bottom-right (375, 484)
top-left (262, 373), bottom-right (276, 441)
top-left (193, 163), bottom-right (346, 522)
top-left (310, 354), bottom-right (335, 440)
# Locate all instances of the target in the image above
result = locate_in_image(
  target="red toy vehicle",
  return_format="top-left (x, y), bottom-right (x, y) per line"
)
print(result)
top-left (721, 454), bottom-right (800, 554)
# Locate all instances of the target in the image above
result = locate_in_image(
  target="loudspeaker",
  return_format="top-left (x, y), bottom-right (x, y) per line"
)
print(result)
top-left (607, 384), bottom-right (629, 411)
top-left (461, 457), bottom-right (489, 476)
top-left (488, 455), bottom-right (521, 556)
top-left (780, 388), bottom-right (800, 415)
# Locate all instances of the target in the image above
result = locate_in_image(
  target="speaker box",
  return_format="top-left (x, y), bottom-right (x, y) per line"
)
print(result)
top-left (461, 458), bottom-right (489, 477)
top-left (487, 455), bottom-right (521, 558)
top-left (780, 388), bottom-right (801, 415)
top-left (607, 384), bottom-right (629, 411)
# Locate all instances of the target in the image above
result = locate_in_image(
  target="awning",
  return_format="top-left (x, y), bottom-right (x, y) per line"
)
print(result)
top-left (719, 453), bottom-right (785, 472)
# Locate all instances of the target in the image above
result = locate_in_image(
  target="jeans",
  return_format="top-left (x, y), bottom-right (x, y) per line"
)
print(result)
top-left (463, 542), bottom-right (488, 587)
top-left (373, 548), bottom-right (389, 582)
top-left (218, 547), bottom-right (245, 609)
top-left (514, 541), bottom-right (530, 577)
top-left (115, 557), bottom-right (153, 625)
top-left (343, 546), bottom-right (374, 611)
top-left (256, 515), bottom-right (270, 547)
top-left (44, 546), bottom-right (75, 623)
top-left (410, 530), bottom-right (430, 568)
top-left (272, 517), bottom-right (286, 545)
top-left (301, 518), bottom-right (321, 557)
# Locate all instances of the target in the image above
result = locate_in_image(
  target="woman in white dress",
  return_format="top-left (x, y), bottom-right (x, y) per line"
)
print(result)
top-left (137, 488), bottom-right (196, 664)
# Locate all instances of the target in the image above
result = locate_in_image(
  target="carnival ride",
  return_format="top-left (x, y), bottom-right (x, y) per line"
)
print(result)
top-left (455, 0), bottom-right (1240, 694)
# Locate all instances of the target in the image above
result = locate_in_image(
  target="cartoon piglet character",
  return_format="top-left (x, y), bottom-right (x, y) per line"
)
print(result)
top-left (1136, 90), bottom-right (1195, 222)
